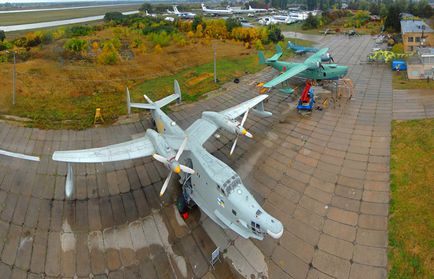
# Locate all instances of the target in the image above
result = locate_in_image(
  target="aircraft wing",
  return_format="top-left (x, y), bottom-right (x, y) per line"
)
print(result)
top-left (0, 149), bottom-right (40, 161)
top-left (304, 48), bottom-right (329, 64)
top-left (52, 136), bottom-right (155, 163)
top-left (220, 94), bottom-right (268, 119)
top-left (263, 63), bottom-right (309, 88)
top-left (186, 95), bottom-right (269, 145)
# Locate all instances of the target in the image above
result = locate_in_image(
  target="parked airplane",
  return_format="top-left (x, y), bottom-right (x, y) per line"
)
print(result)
top-left (166, 5), bottom-right (196, 19)
top-left (201, 3), bottom-right (233, 15)
top-left (258, 15), bottom-right (296, 25)
top-left (258, 45), bottom-right (348, 88)
top-left (230, 6), bottom-right (251, 14)
top-left (248, 5), bottom-right (267, 13)
top-left (52, 80), bottom-right (284, 240)
top-left (144, 10), bottom-right (157, 17)
top-left (0, 149), bottom-right (39, 161)
top-left (287, 41), bottom-right (319, 54)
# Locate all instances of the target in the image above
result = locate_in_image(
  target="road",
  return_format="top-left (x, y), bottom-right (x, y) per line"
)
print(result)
top-left (0, 10), bottom-right (139, 32)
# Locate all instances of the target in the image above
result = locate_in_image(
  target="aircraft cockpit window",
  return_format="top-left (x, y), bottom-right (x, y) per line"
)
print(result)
top-left (222, 175), bottom-right (242, 195)
top-left (232, 209), bottom-right (237, 216)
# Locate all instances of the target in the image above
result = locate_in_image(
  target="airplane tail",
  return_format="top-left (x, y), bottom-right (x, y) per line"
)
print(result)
top-left (201, 3), bottom-right (206, 10)
top-left (173, 5), bottom-right (179, 13)
top-left (258, 51), bottom-right (267, 64)
top-left (127, 80), bottom-right (182, 112)
top-left (258, 44), bottom-right (283, 64)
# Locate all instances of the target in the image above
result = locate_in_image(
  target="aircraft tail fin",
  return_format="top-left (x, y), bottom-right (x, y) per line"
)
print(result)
top-left (127, 80), bottom-right (182, 112)
top-left (258, 51), bottom-right (267, 64)
top-left (261, 44), bottom-right (283, 64)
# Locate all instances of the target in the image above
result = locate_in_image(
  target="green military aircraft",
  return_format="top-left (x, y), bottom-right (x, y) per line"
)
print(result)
top-left (258, 45), bottom-right (349, 88)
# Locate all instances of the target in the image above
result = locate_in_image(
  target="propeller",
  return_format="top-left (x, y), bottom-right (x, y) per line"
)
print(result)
top-left (322, 52), bottom-right (334, 63)
top-left (153, 137), bottom-right (195, 196)
top-left (230, 109), bottom-right (252, 156)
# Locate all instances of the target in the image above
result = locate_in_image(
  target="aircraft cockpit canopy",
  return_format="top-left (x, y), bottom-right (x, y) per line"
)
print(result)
top-left (222, 174), bottom-right (242, 196)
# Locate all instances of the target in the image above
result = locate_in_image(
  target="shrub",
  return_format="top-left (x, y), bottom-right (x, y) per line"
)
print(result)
top-left (143, 22), bottom-right (177, 35)
top-left (192, 16), bottom-right (205, 31)
top-left (65, 25), bottom-right (92, 37)
top-left (267, 25), bottom-right (283, 43)
top-left (154, 44), bottom-right (163, 54)
top-left (302, 13), bottom-right (319, 30)
top-left (41, 31), bottom-right (53, 44)
top-left (104, 12), bottom-right (124, 22)
top-left (147, 31), bottom-right (171, 47)
top-left (97, 41), bottom-right (119, 64)
top-left (195, 24), bottom-right (204, 38)
top-left (53, 28), bottom-right (65, 40)
top-left (205, 19), bottom-right (228, 39)
top-left (0, 30), bottom-right (5, 42)
top-left (226, 18), bottom-right (241, 33)
top-left (64, 38), bottom-right (88, 53)
top-left (24, 32), bottom-right (42, 47)
top-left (254, 39), bottom-right (264, 50)
top-left (0, 40), bottom-right (13, 51)
top-left (392, 43), bottom-right (404, 54)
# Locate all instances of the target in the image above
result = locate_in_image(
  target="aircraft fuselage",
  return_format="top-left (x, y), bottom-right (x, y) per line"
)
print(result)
top-left (150, 107), bottom-right (283, 240)
top-left (269, 60), bottom-right (348, 81)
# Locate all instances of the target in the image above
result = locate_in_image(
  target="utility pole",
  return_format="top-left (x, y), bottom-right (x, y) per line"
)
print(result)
top-left (6, 50), bottom-right (16, 106)
top-left (213, 44), bottom-right (217, 83)
top-left (12, 51), bottom-right (16, 106)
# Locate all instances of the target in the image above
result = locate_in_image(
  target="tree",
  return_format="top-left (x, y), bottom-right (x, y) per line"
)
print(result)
top-left (0, 30), bottom-right (5, 42)
top-left (226, 18), bottom-right (241, 33)
top-left (139, 3), bottom-right (153, 13)
top-left (267, 25), bottom-right (283, 43)
top-left (64, 38), bottom-right (88, 53)
top-left (104, 12), bottom-right (124, 22)
top-left (302, 13), bottom-right (319, 30)
top-left (384, 4), bottom-right (401, 32)
top-left (192, 16), bottom-right (205, 31)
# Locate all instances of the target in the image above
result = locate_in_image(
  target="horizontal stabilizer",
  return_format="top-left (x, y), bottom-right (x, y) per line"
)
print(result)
top-left (266, 44), bottom-right (283, 62)
top-left (252, 100), bottom-right (272, 117)
top-left (127, 80), bottom-right (182, 112)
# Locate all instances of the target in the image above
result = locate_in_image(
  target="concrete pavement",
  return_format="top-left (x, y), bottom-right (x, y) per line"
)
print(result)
top-left (0, 34), bottom-right (433, 278)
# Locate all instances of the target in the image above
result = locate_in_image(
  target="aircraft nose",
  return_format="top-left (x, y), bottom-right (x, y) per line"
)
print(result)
top-left (266, 219), bottom-right (284, 239)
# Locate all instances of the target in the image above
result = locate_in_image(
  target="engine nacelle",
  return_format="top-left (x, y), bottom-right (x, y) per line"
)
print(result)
top-left (202, 111), bottom-right (246, 136)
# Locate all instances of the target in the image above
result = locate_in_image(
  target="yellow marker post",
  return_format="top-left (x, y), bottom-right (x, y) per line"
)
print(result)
top-left (94, 108), bottom-right (104, 125)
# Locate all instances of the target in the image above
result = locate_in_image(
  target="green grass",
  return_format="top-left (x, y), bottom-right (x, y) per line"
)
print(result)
top-left (392, 72), bottom-right (434, 90)
top-left (0, 4), bottom-right (141, 26)
top-left (389, 119), bottom-right (434, 279)
top-left (279, 22), bottom-right (322, 35)
top-left (130, 53), bottom-right (266, 104)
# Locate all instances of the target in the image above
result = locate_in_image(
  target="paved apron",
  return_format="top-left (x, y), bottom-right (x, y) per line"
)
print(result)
top-left (0, 34), bottom-right (433, 279)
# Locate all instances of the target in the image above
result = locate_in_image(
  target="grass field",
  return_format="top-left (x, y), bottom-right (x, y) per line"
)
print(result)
top-left (389, 119), bottom-right (434, 278)
top-left (392, 72), bottom-right (434, 90)
top-left (0, 39), bottom-right (262, 129)
top-left (130, 54), bottom-right (265, 104)
top-left (0, 4), bottom-right (140, 26)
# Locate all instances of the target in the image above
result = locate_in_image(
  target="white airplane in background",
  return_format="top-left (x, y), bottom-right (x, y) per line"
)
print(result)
top-left (167, 5), bottom-right (196, 19)
top-left (248, 5), bottom-right (268, 13)
top-left (145, 10), bottom-right (157, 17)
top-left (201, 3), bottom-right (233, 15)
top-left (230, 6), bottom-right (251, 14)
